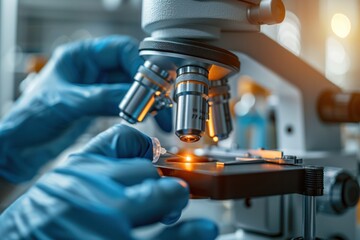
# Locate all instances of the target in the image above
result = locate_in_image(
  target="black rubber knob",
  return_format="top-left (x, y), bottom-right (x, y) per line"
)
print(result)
top-left (317, 167), bottom-right (359, 215)
top-left (331, 172), bottom-right (360, 213)
top-left (342, 178), bottom-right (360, 208)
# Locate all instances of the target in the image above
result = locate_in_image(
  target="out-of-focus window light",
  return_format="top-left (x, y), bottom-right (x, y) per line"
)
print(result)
top-left (277, 11), bottom-right (301, 56)
top-left (331, 13), bottom-right (351, 39)
top-left (325, 37), bottom-right (351, 79)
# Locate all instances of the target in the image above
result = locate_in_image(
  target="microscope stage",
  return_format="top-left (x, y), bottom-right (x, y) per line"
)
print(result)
top-left (155, 157), bottom-right (306, 200)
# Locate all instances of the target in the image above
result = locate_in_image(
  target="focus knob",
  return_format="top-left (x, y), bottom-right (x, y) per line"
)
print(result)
top-left (317, 167), bottom-right (359, 215)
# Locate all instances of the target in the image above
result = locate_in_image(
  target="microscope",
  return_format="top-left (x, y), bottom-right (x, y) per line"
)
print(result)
top-left (119, 1), bottom-right (360, 239)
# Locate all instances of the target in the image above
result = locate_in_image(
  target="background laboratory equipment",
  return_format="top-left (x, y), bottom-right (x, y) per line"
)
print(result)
top-left (233, 79), bottom-right (270, 149)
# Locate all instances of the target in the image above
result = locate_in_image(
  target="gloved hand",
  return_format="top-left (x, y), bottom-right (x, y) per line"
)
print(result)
top-left (0, 125), bottom-right (218, 240)
top-left (0, 36), bottom-right (172, 183)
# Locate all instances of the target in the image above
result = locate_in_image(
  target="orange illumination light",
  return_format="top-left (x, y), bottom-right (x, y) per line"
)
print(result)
top-left (213, 136), bottom-right (219, 142)
top-left (184, 162), bottom-right (194, 171)
top-left (186, 156), bottom-right (192, 162)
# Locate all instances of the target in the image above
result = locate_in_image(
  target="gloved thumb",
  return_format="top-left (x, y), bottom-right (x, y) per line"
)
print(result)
top-left (151, 219), bottom-right (219, 240)
top-left (81, 124), bottom-right (153, 160)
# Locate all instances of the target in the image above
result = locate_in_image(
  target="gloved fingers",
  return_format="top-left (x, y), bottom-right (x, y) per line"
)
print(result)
top-left (150, 219), bottom-right (219, 240)
top-left (81, 124), bottom-right (153, 160)
top-left (32, 173), bottom-right (135, 240)
top-left (71, 83), bottom-right (131, 116)
top-left (34, 82), bottom-right (130, 118)
top-left (123, 177), bottom-right (189, 227)
top-left (153, 108), bottom-right (173, 133)
top-left (62, 155), bottom-right (160, 186)
top-left (54, 36), bottom-right (143, 83)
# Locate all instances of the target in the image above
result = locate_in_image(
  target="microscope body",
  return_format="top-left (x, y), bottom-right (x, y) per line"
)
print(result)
top-left (120, 0), bottom-right (285, 143)
top-left (119, 1), bottom-right (359, 239)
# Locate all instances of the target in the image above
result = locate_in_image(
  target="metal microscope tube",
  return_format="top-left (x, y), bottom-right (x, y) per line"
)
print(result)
top-left (207, 79), bottom-right (232, 142)
top-left (175, 66), bottom-right (209, 143)
top-left (119, 61), bottom-right (172, 123)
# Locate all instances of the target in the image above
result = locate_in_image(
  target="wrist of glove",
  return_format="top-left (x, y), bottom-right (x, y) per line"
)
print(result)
top-left (0, 125), bottom-right (218, 240)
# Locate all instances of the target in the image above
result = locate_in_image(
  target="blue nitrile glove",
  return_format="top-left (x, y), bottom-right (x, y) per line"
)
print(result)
top-left (0, 36), bottom-right (172, 184)
top-left (0, 125), bottom-right (218, 240)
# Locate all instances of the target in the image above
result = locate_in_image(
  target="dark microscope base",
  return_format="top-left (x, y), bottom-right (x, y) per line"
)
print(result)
top-left (155, 156), bottom-right (308, 200)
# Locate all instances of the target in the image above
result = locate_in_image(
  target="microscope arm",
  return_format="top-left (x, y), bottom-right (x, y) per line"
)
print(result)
top-left (215, 32), bottom-right (342, 152)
